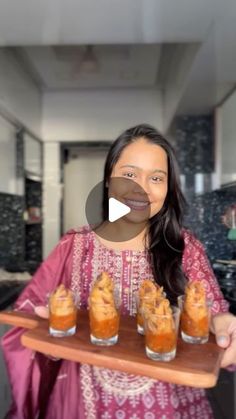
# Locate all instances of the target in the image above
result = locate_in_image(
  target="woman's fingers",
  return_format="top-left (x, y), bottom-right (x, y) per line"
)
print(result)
top-left (34, 306), bottom-right (49, 319)
top-left (220, 338), bottom-right (236, 368)
top-left (212, 312), bottom-right (236, 367)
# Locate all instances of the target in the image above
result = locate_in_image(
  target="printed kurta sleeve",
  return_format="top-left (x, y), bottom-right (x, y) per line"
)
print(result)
top-left (182, 231), bottom-right (229, 315)
top-left (0, 231), bottom-right (77, 418)
top-left (14, 231), bottom-right (76, 313)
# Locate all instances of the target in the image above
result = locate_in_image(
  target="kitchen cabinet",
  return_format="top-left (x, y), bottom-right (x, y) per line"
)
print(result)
top-left (24, 133), bottom-right (42, 178)
top-left (23, 134), bottom-right (43, 272)
top-left (24, 175), bottom-right (43, 270)
top-left (216, 95), bottom-right (236, 187)
top-left (0, 122), bottom-right (43, 272)
top-left (0, 115), bottom-right (23, 196)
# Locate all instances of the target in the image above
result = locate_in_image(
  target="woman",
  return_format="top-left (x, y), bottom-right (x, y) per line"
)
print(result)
top-left (2, 124), bottom-right (236, 419)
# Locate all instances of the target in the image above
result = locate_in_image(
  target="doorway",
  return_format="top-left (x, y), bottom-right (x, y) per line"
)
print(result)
top-left (61, 143), bottom-right (110, 234)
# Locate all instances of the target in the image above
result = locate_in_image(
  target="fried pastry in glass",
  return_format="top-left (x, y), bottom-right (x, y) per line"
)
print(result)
top-left (179, 281), bottom-right (211, 344)
top-left (136, 279), bottom-right (165, 335)
top-left (89, 272), bottom-right (120, 345)
top-left (143, 298), bottom-right (180, 361)
top-left (49, 284), bottom-right (77, 337)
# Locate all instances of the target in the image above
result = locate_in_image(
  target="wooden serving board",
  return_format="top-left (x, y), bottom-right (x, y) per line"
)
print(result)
top-left (0, 310), bottom-right (40, 328)
top-left (0, 310), bottom-right (223, 388)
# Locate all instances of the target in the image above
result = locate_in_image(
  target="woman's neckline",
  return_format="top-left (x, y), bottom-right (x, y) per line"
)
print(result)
top-left (91, 229), bottom-right (147, 254)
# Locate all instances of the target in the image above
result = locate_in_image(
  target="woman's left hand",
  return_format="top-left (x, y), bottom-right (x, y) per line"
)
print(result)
top-left (211, 312), bottom-right (236, 368)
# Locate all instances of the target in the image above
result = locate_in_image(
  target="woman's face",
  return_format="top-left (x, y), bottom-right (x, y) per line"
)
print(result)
top-left (109, 137), bottom-right (168, 221)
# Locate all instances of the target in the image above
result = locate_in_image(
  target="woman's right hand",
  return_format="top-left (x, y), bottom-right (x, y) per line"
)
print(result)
top-left (34, 306), bottom-right (49, 319)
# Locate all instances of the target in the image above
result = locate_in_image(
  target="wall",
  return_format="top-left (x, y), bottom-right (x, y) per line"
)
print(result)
top-left (42, 88), bottom-right (163, 256)
top-left (43, 142), bottom-right (61, 257)
top-left (42, 88), bottom-right (163, 141)
top-left (0, 49), bottom-right (42, 137)
top-left (63, 150), bottom-right (107, 232)
top-left (0, 51), bottom-right (42, 267)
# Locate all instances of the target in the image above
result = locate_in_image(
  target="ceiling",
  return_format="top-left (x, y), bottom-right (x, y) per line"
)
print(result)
top-left (0, 0), bottom-right (236, 126)
top-left (12, 44), bottom-right (162, 89)
top-left (10, 43), bottom-right (199, 91)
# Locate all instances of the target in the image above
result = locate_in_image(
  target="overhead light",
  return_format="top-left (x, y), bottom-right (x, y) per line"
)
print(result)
top-left (79, 45), bottom-right (99, 73)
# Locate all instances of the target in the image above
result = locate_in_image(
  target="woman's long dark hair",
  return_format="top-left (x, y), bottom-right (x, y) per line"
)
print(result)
top-left (102, 124), bottom-right (187, 304)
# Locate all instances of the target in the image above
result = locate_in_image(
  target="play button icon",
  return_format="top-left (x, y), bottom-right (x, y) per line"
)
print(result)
top-left (108, 198), bottom-right (131, 222)
top-left (85, 177), bottom-right (150, 242)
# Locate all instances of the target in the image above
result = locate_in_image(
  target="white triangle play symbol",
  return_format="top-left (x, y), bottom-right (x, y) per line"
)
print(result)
top-left (108, 198), bottom-right (131, 222)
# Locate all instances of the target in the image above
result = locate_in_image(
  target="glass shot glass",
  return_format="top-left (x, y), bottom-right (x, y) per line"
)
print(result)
top-left (143, 306), bottom-right (180, 362)
top-left (135, 290), bottom-right (167, 335)
top-left (135, 293), bottom-right (153, 335)
top-left (48, 288), bottom-right (77, 337)
top-left (178, 295), bottom-right (212, 344)
top-left (89, 288), bottom-right (121, 346)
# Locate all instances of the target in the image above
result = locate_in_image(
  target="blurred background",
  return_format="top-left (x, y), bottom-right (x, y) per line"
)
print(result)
top-left (0, 1), bottom-right (236, 417)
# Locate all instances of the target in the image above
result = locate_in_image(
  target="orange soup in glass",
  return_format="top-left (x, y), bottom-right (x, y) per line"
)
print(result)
top-left (179, 282), bottom-right (211, 344)
top-left (89, 305), bottom-right (120, 342)
top-left (89, 272), bottom-right (120, 345)
top-left (49, 285), bottom-right (77, 337)
top-left (143, 300), bottom-right (180, 362)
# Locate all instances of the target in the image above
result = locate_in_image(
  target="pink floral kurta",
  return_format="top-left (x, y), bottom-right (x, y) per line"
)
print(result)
top-left (1, 227), bottom-right (229, 419)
